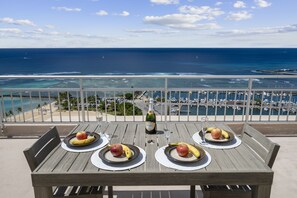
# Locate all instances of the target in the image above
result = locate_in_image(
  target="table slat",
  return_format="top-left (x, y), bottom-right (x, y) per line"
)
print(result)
top-left (122, 122), bottom-right (137, 145)
top-left (68, 152), bottom-right (93, 172)
top-left (145, 130), bottom-right (159, 172)
top-left (110, 122), bottom-right (127, 144)
top-left (167, 123), bottom-right (180, 143)
top-left (131, 123), bottom-right (146, 172)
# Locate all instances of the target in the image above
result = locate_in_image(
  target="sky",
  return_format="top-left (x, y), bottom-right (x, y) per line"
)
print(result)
top-left (0, 0), bottom-right (296, 48)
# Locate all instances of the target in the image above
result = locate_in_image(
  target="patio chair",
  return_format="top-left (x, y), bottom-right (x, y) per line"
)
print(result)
top-left (23, 126), bottom-right (104, 198)
top-left (200, 123), bottom-right (280, 198)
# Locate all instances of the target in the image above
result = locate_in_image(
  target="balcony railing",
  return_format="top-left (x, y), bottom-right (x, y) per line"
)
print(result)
top-left (1, 75), bottom-right (297, 125)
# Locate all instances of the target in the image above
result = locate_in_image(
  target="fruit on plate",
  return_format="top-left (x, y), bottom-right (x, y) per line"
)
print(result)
top-left (121, 144), bottom-right (132, 159)
top-left (184, 143), bottom-right (200, 158)
top-left (109, 144), bottom-right (124, 157)
top-left (169, 142), bottom-right (200, 158)
top-left (70, 135), bottom-right (95, 146)
top-left (76, 131), bottom-right (88, 140)
top-left (211, 128), bottom-right (222, 139)
top-left (221, 130), bottom-right (230, 139)
top-left (207, 127), bottom-right (230, 139)
top-left (176, 144), bottom-right (189, 157)
top-left (108, 144), bottom-right (132, 159)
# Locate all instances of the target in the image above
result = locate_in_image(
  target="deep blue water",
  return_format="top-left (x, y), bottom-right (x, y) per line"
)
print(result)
top-left (0, 48), bottom-right (297, 90)
top-left (0, 48), bottom-right (297, 75)
top-left (1, 48), bottom-right (297, 115)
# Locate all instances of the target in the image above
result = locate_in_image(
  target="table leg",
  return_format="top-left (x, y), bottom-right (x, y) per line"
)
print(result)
top-left (252, 185), bottom-right (272, 198)
top-left (33, 186), bottom-right (52, 198)
top-left (190, 185), bottom-right (195, 198)
top-left (108, 186), bottom-right (113, 198)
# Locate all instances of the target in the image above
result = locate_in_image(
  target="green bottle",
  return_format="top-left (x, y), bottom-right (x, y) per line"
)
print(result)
top-left (145, 98), bottom-right (157, 134)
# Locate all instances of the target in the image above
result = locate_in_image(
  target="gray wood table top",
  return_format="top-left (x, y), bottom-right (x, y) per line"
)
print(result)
top-left (32, 122), bottom-right (273, 197)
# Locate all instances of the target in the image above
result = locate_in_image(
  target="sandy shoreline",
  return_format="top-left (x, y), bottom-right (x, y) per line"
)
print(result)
top-left (6, 110), bottom-right (297, 123)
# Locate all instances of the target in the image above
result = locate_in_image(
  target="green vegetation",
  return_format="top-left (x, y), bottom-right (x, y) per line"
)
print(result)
top-left (117, 93), bottom-right (135, 100)
top-left (125, 93), bottom-right (133, 100)
top-left (108, 102), bottom-right (142, 116)
top-left (17, 107), bottom-right (22, 121)
top-left (4, 109), bottom-right (14, 121)
top-left (156, 97), bottom-right (165, 102)
top-left (254, 98), bottom-right (262, 105)
top-left (55, 92), bottom-right (142, 116)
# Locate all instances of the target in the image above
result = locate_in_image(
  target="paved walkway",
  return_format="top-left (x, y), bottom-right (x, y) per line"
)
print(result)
top-left (0, 137), bottom-right (296, 198)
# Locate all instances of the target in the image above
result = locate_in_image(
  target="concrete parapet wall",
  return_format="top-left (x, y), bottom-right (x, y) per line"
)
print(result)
top-left (228, 123), bottom-right (297, 136)
top-left (1, 124), bottom-right (77, 138)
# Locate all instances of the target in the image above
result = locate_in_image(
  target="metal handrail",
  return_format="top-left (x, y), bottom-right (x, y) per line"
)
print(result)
top-left (0, 74), bottom-right (296, 78)
top-left (1, 75), bottom-right (297, 125)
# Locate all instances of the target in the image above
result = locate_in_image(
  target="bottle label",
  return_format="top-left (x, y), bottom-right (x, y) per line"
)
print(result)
top-left (145, 121), bottom-right (156, 131)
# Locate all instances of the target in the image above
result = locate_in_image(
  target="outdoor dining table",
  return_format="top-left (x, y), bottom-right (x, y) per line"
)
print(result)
top-left (31, 122), bottom-right (274, 198)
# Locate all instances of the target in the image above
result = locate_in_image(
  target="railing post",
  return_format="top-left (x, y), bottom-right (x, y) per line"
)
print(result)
top-left (79, 79), bottom-right (85, 122)
top-left (164, 78), bottom-right (168, 122)
top-left (0, 97), bottom-right (3, 133)
top-left (245, 78), bottom-right (253, 123)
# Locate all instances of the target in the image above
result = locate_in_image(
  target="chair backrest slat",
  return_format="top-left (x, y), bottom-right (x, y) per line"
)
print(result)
top-left (241, 124), bottom-right (280, 168)
top-left (266, 141), bottom-right (280, 168)
top-left (24, 127), bottom-right (61, 171)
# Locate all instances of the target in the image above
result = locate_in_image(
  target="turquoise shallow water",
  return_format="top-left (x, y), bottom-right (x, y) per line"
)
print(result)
top-left (1, 97), bottom-right (51, 116)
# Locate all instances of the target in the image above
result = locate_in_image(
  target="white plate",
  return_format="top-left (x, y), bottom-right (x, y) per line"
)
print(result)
top-left (192, 132), bottom-right (242, 149)
top-left (61, 136), bottom-right (109, 152)
top-left (155, 146), bottom-right (211, 171)
top-left (91, 146), bottom-right (146, 171)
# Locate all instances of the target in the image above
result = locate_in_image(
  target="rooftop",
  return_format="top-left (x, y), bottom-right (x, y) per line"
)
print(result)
top-left (0, 134), bottom-right (296, 198)
top-left (1, 75), bottom-right (297, 197)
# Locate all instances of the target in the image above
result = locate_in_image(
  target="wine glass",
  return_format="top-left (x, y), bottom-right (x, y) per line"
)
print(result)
top-left (164, 124), bottom-right (170, 144)
top-left (97, 116), bottom-right (103, 135)
top-left (201, 117), bottom-right (209, 145)
top-left (97, 116), bottom-right (110, 141)
top-left (102, 121), bottom-right (111, 141)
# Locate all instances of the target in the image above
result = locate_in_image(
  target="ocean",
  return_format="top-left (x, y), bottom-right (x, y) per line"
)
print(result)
top-left (0, 48), bottom-right (296, 88)
top-left (1, 48), bottom-right (297, 76)
top-left (0, 48), bottom-right (297, 115)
